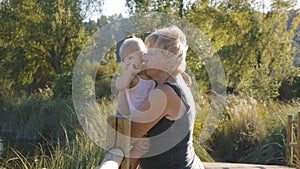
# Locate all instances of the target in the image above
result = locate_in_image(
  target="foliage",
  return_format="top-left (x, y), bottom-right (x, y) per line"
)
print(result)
top-left (279, 76), bottom-right (300, 100)
top-left (0, 87), bottom-right (77, 140)
top-left (0, 128), bottom-right (105, 169)
top-left (237, 99), bottom-right (300, 165)
top-left (126, 0), bottom-right (186, 17)
top-left (186, 0), bottom-right (300, 100)
top-left (238, 126), bottom-right (286, 165)
top-left (0, 0), bottom-right (89, 92)
top-left (209, 94), bottom-right (300, 164)
top-left (95, 44), bottom-right (120, 98)
top-left (209, 95), bottom-right (268, 162)
top-left (53, 71), bottom-right (73, 98)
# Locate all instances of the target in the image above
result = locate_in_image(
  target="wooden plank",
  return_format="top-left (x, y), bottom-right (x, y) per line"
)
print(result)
top-left (291, 120), bottom-right (299, 123)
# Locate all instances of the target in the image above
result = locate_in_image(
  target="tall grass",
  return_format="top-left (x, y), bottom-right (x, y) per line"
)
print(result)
top-left (208, 94), bottom-right (300, 165)
top-left (0, 86), bottom-right (108, 168)
top-left (237, 99), bottom-right (300, 166)
top-left (0, 86), bottom-right (78, 140)
top-left (0, 128), bottom-right (106, 169)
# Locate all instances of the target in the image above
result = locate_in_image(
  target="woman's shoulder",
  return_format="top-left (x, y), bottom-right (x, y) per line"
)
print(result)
top-left (155, 83), bottom-right (188, 120)
top-left (155, 83), bottom-right (181, 100)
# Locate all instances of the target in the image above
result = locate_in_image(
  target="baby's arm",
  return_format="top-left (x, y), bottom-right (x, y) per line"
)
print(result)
top-left (116, 60), bottom-right (141, 90)
top-left (117, 91), bottom-right (130, 116)
top-left (116, 68), bottom-right (135, 90)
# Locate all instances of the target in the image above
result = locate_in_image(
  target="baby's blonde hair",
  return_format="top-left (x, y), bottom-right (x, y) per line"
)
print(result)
top-left (145, 26), bottom-right (188, 75)
top-left (119, 37), bottom-right (146, 60)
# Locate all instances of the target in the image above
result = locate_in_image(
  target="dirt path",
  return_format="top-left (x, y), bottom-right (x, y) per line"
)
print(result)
top-left (203, 162), bottom-right (295, 169)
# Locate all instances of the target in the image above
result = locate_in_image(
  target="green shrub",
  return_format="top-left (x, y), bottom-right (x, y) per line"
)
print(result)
top-left (53, 72), bottom-right (73, 98)
top-left (279, 76), bottom-right (300, 101)
top-left (208, 94), bottom-right (300, 165)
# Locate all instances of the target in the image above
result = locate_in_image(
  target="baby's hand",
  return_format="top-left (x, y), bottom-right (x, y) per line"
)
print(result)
top-left (128, 61), bottom-right (142, 75)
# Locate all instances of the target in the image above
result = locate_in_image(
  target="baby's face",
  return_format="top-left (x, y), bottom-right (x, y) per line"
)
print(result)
top-left (121, 47), bottom-right (145, 69)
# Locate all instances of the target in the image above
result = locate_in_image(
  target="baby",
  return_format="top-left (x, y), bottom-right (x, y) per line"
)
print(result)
top-left (116, 37), bottom-right (156, 116)
top-left (116, 37), bottom-right (154, 169)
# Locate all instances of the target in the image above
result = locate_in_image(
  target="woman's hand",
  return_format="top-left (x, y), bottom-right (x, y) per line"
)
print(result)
top-left (130, 137), bottom-right (150, 169)
top-left (182, 72), bottom-right (192, 87)
top-left (131, 137), bottom-right (151, 158)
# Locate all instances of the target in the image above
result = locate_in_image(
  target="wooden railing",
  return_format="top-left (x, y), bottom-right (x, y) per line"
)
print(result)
top-left (98, 148), bottom-right (124, 169)
top-left (98, 115), bottom-right (131, 169)
top-left (286, 112), bottom-right (300, 168)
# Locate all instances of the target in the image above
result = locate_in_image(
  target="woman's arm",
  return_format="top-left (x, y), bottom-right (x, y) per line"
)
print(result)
top-left (130, 84), bottom-right (187, 139)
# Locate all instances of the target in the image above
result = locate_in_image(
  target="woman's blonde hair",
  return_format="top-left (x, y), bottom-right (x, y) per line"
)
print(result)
top-left (145, 25), bottom-right (188, 75)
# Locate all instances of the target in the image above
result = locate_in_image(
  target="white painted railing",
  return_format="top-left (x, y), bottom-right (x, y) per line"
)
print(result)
top-left (97, 148), bottom-right (124, 169)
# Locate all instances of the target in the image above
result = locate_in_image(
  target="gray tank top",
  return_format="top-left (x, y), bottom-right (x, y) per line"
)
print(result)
top-left (139, 82), bottom-right (204, 169)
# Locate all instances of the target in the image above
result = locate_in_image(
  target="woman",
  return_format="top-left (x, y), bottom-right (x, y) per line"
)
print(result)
top-left (127, 26), bottom-right (204, 169)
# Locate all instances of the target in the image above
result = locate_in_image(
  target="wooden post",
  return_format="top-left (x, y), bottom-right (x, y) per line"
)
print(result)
top-left (106, 115), bottom-right (131, 169)
top-left (287, 114), bottom-right (293, 166)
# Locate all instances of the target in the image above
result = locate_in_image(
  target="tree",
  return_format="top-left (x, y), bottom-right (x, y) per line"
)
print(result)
top-left (187, 0), bottom-right (300, 100)
top-left (125, 0), bottom-right (186, 17)
top-left (0, 0), bottom-right (102, 92)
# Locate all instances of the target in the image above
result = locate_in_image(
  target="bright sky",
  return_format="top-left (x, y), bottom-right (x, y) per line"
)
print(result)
top-left (89, 0), bottom-right (300, 20)
top-left (101, 0), bottom-right (128, 17)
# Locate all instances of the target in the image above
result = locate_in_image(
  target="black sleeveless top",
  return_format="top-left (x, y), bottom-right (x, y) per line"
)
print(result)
top-left (139, 82), bottom-right (204, 169)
